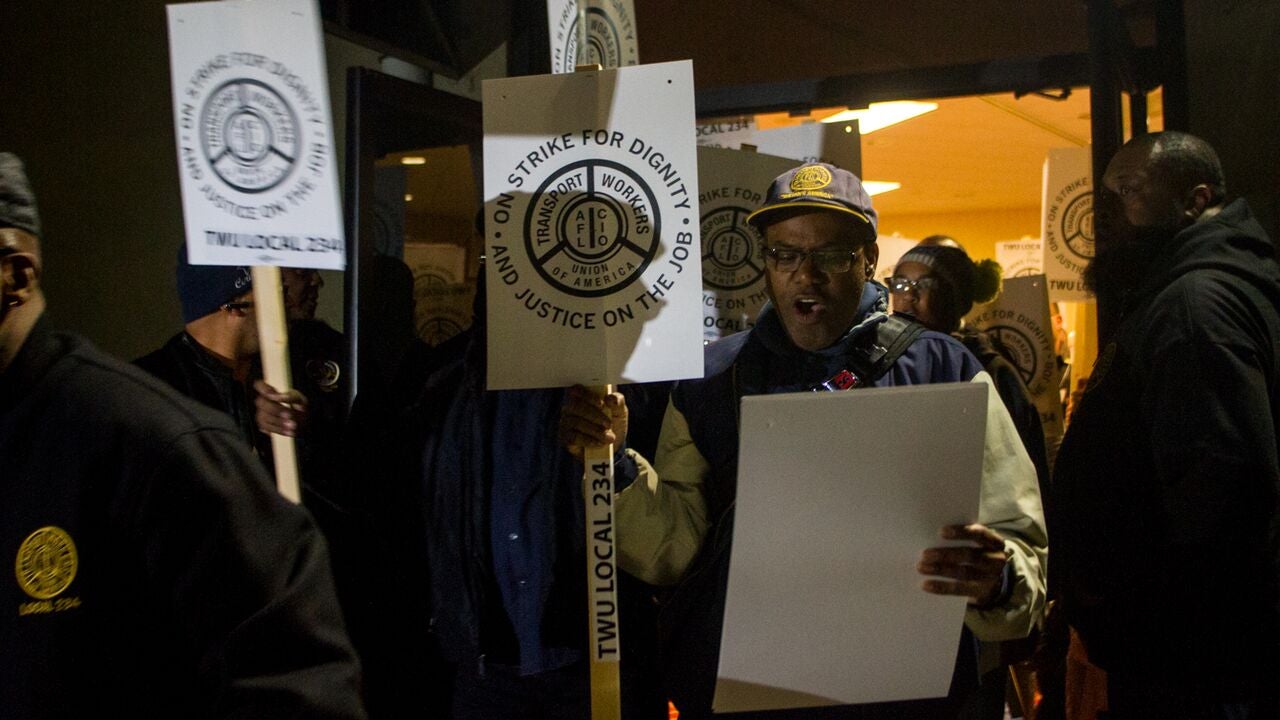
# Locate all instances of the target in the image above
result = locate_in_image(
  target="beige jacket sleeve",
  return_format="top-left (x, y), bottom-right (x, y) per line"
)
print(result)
top-left (614, 374), bottom-right (1050, 639)
top-left (615, 398), bottom-right (710, 587)
top-left (965, 372), bottom-right (1049, 642)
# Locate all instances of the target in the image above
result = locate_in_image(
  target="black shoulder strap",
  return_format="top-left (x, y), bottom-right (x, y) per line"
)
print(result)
top-left (847, 314), bottom-right (927, 385)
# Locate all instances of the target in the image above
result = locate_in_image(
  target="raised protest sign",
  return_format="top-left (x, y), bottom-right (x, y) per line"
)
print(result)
top-left (548, 0), bottom-right (639, 73)
top-left (404, 243), bottom-right (474, 346)
top-left (997, 238), bottom-right (1044, 277)
top-left (965, 275), bottom-right (1065, 461)
top-left (485, 64), bottom-right (700, 719)
top-left (1041, 147), bottom-right (1093, 302)
top-left (167, 0), bottom-right (344, 503)
top-left (697, 119), bottom-right (860, 171)
top-left (167, 0), bottom-right (344, 271)
top-left (698, 147), bottom-right (797, 340)
top-left (696, 117), bottom-right (756, 149)
top-left (482, 60), bottom-right (702, 390)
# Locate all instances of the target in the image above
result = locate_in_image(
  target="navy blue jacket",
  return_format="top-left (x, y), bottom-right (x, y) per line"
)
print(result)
top-left (615, 284), bottom-right (1048, 719)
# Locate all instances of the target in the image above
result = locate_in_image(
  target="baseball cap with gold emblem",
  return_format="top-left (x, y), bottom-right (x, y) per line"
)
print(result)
top-left (746, 162), bottom-right (878, 238)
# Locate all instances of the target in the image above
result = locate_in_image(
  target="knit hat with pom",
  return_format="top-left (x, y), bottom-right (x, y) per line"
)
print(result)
top-left (895, 243), bottom-right (1002, 327)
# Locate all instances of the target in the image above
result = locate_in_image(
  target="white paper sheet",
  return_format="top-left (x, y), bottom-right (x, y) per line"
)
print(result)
top-left (716, 383), bottom-right (988, 713)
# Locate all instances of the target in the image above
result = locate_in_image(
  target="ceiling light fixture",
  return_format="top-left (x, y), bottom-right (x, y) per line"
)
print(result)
top-left (862, 181), bottom-right (901, 197)
top-left (400, 156), bottom-right (426, 165)
top-left (404, 194), bottom-right (414, 202)
top-left (819, 101), bottom-right (938, 134)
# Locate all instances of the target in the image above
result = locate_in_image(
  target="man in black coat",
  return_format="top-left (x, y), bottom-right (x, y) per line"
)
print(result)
top-left (135, 246), bottom-right (264, 454)
top-left (0, 152), bottom-right (366, 718)
top-left (1054, 132), bottom-right (1280, 719)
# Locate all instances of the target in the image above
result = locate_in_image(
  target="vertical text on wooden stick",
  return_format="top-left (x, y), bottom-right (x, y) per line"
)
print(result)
top-left (587, 458), bottom-right (620, 660)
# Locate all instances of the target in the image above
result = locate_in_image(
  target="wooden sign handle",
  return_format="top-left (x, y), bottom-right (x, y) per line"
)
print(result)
top-left (251, 265), bottom-right (301, 504)
top-left (575, 51), bottom-right (622, 720)
top-left (583, 383), bottom-right (622, 720)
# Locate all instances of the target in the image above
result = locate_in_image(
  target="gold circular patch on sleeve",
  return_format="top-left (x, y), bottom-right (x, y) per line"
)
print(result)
top-left (15, 526), bottom-right (79, 600)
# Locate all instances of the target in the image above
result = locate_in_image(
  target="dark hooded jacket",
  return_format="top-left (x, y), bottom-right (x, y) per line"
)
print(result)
top-left (1053, 198), bottom-right (1280, 697)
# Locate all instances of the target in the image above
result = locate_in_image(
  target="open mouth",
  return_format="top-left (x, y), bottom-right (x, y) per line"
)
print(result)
top-left (794, 298), bottom-right (824, 317)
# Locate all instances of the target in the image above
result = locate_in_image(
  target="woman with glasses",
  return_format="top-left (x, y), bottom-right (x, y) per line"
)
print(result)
top-left (887, 236), bottom-right (1052, 720)
top-left (887, 235), bottom-right (1048, 486)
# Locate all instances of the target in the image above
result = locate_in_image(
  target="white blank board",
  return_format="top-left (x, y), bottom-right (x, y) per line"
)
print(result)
top-left (715, 382), bottom-right (988, 713)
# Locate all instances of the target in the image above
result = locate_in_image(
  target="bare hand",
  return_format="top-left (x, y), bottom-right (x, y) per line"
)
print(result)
top-left (917, 523), bottom-right (1009, 606)
top-left (558, 385), bottom-right (628, 459)
top-left (254, 379), bottom-right (309, 438)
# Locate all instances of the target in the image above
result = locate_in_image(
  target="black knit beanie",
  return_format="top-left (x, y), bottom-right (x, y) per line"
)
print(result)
top-left (175, 244), bottom-right (253, 323)
top-left (895, 244), bottom-right (1002, 324)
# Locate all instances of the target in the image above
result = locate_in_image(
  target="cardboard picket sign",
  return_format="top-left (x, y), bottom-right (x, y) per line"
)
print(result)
top-left (482, 60), bottom-right (702, 390)
top-left (167, 0), bottom-right (345, 270)
top-left (404, 243), bottom-right (474, 347)
top-left (697, 119), bottom-right (861, 173)
top-left (548, 0), bottom-right (639, 74)
top-left (167, 0), bottom-right (345, 502)
top-left (1041, 147), bottom-right (1094, 302)
top-left (484, 60), bottom-right (700, 720)
top-left (965, 275), bottom-right (1066, 463)
top-left (997, 238), bottom-right (1045, 278)
top-left (697, 147), bottom-right (798, 341)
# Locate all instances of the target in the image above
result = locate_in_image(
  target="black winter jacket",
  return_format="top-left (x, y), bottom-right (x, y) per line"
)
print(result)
top-left (1054, 198), bottom-right (1280, 697)
top-left (0, 320), bottom-right (365, 718)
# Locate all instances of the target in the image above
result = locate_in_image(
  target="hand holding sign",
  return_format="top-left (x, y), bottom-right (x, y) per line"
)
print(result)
top-left (168, 0), bottom-right (345, 503)
top-left (254, 379), bottom-right (309, 437)
top-left (484, 60), bottom-right (699, 720)
top-left (560, 385), bottom-right (629, 458)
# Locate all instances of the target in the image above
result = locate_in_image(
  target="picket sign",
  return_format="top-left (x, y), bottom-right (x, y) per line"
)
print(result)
top-left (485, 39), bottom-right (700, 720)
top-left (167, 0), bottom-right (345, 502)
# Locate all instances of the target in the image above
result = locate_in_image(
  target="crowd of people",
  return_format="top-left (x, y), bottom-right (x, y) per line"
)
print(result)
top-left (2, 129), bottom-right (1277, 720)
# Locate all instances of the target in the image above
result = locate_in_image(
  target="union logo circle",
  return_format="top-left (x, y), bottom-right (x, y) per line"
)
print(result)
top-left (701, 205), bottom-right (763, 290)
top-left (986, 324), bottom-right (1040, 391)
top-left (305, 359), bottom-right (342, 392)
top-left (790, 165), bottom-right (832, 191)
top-left (201, 78), bottom-right (301, 194)
top-left (15, 526), bottom-right (78, 600)
top-left (524, 159), bottom-right (661, 298)
top-left (563, 8), bottom-right (622, 68)
top-left (1060, 191), bottom-right (1095, 259)
top-left (418, 316), bottom-right (465, 346)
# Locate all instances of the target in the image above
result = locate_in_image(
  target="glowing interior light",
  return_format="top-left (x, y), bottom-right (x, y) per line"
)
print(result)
top-left (862, 181), bottom-right (901, 196)
top-left (819, 101), bottom-right (938, 134)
